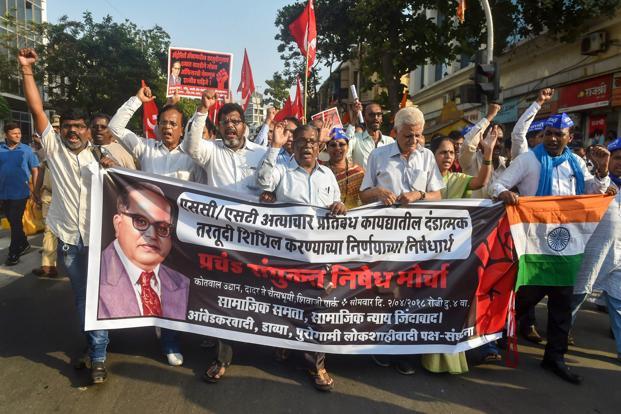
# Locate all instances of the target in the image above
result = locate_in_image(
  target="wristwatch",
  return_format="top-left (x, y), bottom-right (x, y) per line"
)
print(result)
top-left (419, 190), bottom-right (426, 200)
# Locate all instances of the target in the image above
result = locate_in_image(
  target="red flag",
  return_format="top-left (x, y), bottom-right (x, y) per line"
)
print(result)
top-left (457, 0), bottom-right (466, 23)
top-left (292, 77), bottom-right (304, 119)
top-left (237, 49), bottom-right (256, 111)
top-left (274, 97), bottom-right (293, 122)
top-left (141, 80), bottom-right (158, 139)
top-left (288, 0), bottom-right (317, 71)
top-left (208, 97), bottom-right (223, 125)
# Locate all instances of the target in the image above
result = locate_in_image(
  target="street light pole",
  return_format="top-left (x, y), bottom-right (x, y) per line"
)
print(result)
top-left (480, 0), bottom-right (494, 63)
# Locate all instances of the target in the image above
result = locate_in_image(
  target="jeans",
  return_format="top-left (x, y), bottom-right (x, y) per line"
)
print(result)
top-left (58, 238), bottom-right (109, 362)
top-left (480, 340), bottom-right (499, 355)
top-left (160, 329), bottom-right (180, 354)
top-left (2, 198), bottom-right (28, 256)
top-left (605, 294), bottom-right (621, 356)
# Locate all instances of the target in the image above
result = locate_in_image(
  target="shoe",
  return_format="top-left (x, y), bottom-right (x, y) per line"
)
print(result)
top-left (17, 242), bottom-right (31, 257)
top-left (32, 266), bottom-right (58, 277)
top-left (567, 331), bottom-right (575, 346)
top-left (520, 325), bottom-right (543, 344)
top-left (541, 359), bottom-right (583, 385)
top-left (4, 254), bottom-right (19, 266)
top-left (371, 355), bottom-right (392, 367)
top-left (309, 368), bottom-right (334, 392)
top-left (395, 359), bottom-right (416, 375)
top-left (90, 361), bottom-right (108, 384)
top-left (166, 352), bottom-right (183, 366)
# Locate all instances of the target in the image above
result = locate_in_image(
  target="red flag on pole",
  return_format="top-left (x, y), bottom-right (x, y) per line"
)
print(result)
top-left (457, 0), bottom-right (466, 23)
top-left (274, 97), bottom-right (293, 122)
top-left (141, 80), bottom-right (158, 139)
top-left (292, 77), bottom-right (304, 119)
top-left (288, 0), bottom-right (317, 70)
top-left (237, 49), bottom-right (256, 111)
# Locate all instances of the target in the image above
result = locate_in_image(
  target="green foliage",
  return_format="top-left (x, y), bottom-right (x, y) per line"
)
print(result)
top-left (263, 71), bottom-right (291, 108)
top-left (0, 95), bottom-right (11, 121)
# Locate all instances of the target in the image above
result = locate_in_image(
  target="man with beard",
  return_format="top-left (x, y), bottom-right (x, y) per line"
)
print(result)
top-left (255, 123), bottom-right (345, 392)
top-left (184, 89), bottom-right (268, 384)
top-left (18, 47), bottom-right (109, 384)
top-left (109, 86), bottom-right (206, 367)
top-left (459, 103), bottom-right (504, 198)
top-left (89, 113), bottom-right (136, 169)
top-left (491, 113), bottom-right (612, 384)
top-left (349, 101), bottom-right (394, 169)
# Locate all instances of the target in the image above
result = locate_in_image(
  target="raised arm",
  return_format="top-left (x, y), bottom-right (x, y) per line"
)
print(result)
top-left (511, 88), bottom-right (553, 159)
top-left (459, 103), bottom-right (500, 170)
top-left (255, 122), bottom-right (286, 191)
top-left (468, 125), bottom-right (499, 190)
top-left (183, 89), bottom-right (217, 165)
top-left (18, 49), bottom-right (48, 135)
top-left (108, 87), bottom-right (154, 157)
top-left (254, 107), bottom-right (276, 146)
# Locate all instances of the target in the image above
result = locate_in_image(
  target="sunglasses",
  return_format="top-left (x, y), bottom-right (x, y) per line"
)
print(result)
top-left (328, 142), bottom-right (347, 148)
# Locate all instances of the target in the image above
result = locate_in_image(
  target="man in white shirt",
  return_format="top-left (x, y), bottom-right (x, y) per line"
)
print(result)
top-left (255, 123), bottom-right (345, 392)
top-left (184, 90), bottom-right (268, 383)
top-left (18, 47), bottom-right (109, 384)
top-left (348, 101), bottom-right (394, 169)
top-left (491, 113), bottom-right (612, 385)
top-left (459, 103), bottom-right (504, 198)
top-left (360, 106), bottom-right (444, 205)
top-left (108, 87), bottom-right (205, 182)
top-left (184, 90), bottom-right (268, 196)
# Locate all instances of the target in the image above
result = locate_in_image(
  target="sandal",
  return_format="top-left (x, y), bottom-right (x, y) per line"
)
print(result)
top-left (483, 353), bottom-right (503, 363)
top-left (203, 361), bottom-right (226, 383)
top-left (309, 368), bottom-right (334, 392)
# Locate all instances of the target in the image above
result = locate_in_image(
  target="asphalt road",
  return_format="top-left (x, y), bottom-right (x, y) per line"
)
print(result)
top-left (1, 231), bottom-right (620, 414)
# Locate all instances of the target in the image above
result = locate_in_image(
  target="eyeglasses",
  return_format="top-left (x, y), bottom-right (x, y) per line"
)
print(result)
top-left (220, 118), bottom-right (244, 126)
top-left (120, 211), bottom-right (174, 238)
top-left (158, 120), bottom-right (179, 128)
top-left (295, 139), bottom-right (319, 148)
top-left (328, 142), bottom-right (347, 148)
top-left (62, 123), bottom-right (87, 130)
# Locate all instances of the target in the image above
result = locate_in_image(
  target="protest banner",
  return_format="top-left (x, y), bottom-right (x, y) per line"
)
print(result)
top-left (85, 168), bottom-right (517, 354)
top-left (167, 47), bottom-right (233, 99)
top-left (311, 107), bottom-right (342, 129)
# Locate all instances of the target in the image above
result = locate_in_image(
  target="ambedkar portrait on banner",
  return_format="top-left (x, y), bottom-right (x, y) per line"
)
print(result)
top-left (98, 182), bottom-right (190, 320)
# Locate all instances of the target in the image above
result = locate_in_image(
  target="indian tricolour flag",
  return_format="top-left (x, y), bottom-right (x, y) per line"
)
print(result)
top-left (506, 195), bottom-right (613, 289)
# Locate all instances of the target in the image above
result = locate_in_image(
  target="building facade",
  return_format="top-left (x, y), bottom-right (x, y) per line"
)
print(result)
top-left (0, 0), bottom-right (47, 138)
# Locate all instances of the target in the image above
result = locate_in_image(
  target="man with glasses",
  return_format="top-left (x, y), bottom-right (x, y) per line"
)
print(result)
top-left (89, 113), bottom-right (136, 169)
top-left (349, 101), bottom-right (394, 169)
top-left (98, 183), bottom-right (189, 321)
top-left (18, 47), bottom-right (110, 384)
top-left (108, 86), bottom-right (205, 182)
top-left (183, 90), bottom-right (268, 383)
top-left (491, 113), bottom-right (613, 384)
top-left (109, 86), bottom-right (205, 367)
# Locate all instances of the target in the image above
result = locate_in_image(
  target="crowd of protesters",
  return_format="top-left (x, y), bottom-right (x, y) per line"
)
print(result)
top-left (1, 47), bottom-right (620, 391)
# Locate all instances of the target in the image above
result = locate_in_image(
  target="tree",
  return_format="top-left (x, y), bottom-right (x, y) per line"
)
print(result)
top-left (1, 12), bottom-right (171, 131)
top-left (263, 71), bottom-right (291, 108)
top-left (274, 0), bottom-right (620, 115)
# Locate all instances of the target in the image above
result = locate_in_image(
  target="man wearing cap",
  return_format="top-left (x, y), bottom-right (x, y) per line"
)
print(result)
top-left (511, 88), bottom-right (554, 159)
top-left (572, 137), bottom-right (621, 365)
top-left (491, 112), bottom-right (612, 384)
top-left (459, 103), bottom-right (503, 198)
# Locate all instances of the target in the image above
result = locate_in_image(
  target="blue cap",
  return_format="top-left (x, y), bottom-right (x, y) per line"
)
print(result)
top-left (329, 127), bottom-right (349, 141)
top-left (528, 119), bottom-right (546, 133)
top-left (545, 113), bottom-right (574, 129)
top-left (461, 125), bottom-right (474, 137)
top-left (608, 137), bottom-right (621, 153)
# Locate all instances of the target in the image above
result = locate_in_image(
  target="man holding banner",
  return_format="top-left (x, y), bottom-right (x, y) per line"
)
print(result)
top-left (256, 122), bottom-right (345, 391)
top-left (185, 90), bottom-right (267, 384)
top-left (492, 113), bottom-right (612, 384)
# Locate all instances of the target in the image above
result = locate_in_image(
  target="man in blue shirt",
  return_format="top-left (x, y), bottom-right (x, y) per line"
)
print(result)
top-left (1, 122), bottom-right (39, 265)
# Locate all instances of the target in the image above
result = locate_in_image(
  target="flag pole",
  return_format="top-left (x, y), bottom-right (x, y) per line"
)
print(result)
top-left (304, 47), bottom-right (309, 123)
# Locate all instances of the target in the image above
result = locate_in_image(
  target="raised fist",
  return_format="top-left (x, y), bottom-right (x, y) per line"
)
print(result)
top-left (18, 48), bottom-right (38, 66)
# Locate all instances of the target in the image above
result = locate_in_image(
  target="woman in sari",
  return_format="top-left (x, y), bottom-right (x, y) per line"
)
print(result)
top-left (421, 126), bottom-right (499, 374)
top-left (323, 128), bottom-right (365, 209)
